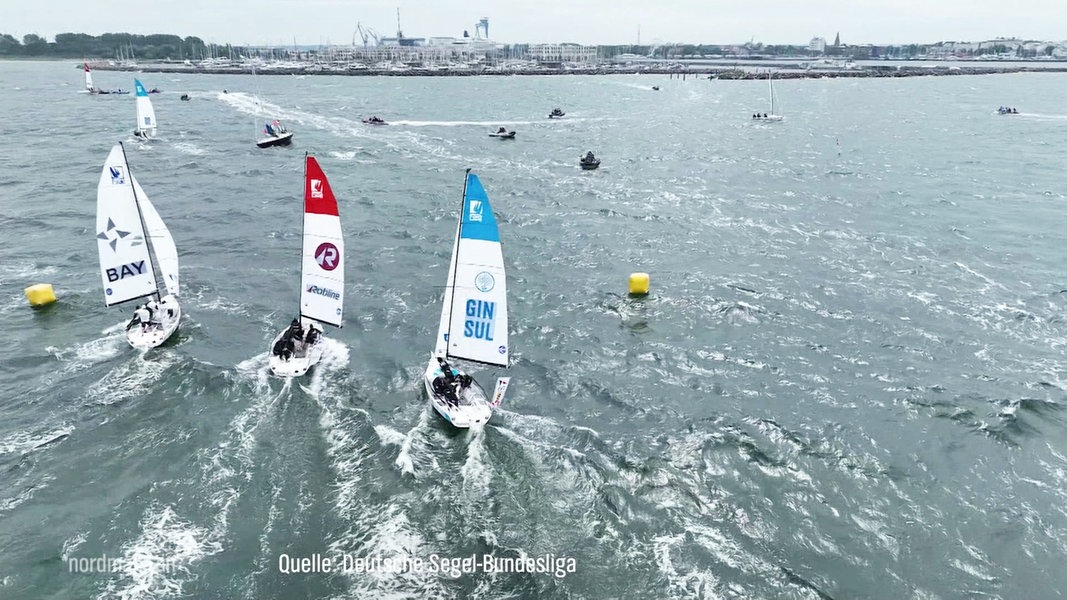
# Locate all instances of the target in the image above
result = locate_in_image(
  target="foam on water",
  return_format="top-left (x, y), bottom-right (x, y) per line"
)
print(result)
top-left (0, 425), bottom-right (73, 457)
top-left (99, 505), bottom-right (223, 600)
top-left (171, 142), bottom-right (206, 156)
top-left (83, 351), bottom-right (181, 406)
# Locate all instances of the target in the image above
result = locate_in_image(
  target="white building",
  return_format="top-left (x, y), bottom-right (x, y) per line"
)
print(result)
top-left (809, 37), bottom-right (826, 54)
top-left (528, 43), bottom-right (598, 63)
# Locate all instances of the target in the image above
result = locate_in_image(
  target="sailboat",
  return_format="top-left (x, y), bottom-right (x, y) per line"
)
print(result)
top-left (96, 143), bottom-right (181, 349)
top-left (423, 169), bottom-right (511, 428)
top-left (753, 71), bottom-right (784, 122)
top-left (252, 65), bottom-right (295, 148)
top-left (267, 154), bottom-right (343, 377)
top-left (83, 62), bottom-right (100, 94)
top-left (133, 79), bottom-right (158, 139)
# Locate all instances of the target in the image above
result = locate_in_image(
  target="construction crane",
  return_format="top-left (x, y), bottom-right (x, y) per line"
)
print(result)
top-left (353, 21), bottom-right (379, 47)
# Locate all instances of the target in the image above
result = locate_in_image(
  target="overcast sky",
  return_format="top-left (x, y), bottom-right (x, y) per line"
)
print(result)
top-left (3, 0), bottom-right (1063, 47)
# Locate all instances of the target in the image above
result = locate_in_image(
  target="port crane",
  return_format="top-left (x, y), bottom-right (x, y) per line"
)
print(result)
top-left (353, 21), bottom-right (379, 47)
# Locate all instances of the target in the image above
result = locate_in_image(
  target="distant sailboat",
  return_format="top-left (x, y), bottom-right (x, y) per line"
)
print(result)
top-left (133, 79), bottom-right (157, 139)
top-left (83, 62), bottom-right (98, 94)
top-left (267, 154), bottom-right (343, 377)
top-left (96, 143), bottom-right (181, 349)
top-left (423, 169), bottom-right (511, 428)
top-left (753, 71), bottom-right (784, 122)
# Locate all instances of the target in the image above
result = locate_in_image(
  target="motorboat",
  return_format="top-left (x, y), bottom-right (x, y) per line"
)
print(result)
top-left (579, 152), bottom-right (600, 170)
top-left (362, 116), bottom-right (387, 125)
top-left (489, 127), bottom-right (516, 139)
top-left (549, 108), bottom-right (565, 118)
top-left (256, 121), bottom-right (294, 148)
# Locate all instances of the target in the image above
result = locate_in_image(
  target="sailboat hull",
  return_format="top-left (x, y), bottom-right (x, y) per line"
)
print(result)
top-left (257, 132), bottom-right (295, 148)
top-left (422, 357), bottom-right (493, 428)
top-left (753, 115), bottom-right (784, 122)
top-left (268, 327), bottom-right (324, 377)
top-left (125, 295), bottom-right (181, 349)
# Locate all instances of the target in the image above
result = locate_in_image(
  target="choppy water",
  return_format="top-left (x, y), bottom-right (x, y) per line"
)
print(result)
top-left (3, 61), bottom-right (1067, 599)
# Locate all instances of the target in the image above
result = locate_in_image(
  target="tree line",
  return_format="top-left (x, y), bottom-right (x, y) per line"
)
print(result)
top-left (0, 32), bottom-right (222, 60)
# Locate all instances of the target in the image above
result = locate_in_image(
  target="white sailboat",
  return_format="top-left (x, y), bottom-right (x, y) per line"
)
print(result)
top-left (753, 71), bottom-right (784, 122)
top-left (267, 154), bottom-right (343, 377)
top-left (96, 143), bottom-right (181, 349)
top-left (133, 79), bottom-right (157, 138)
top-left (83, 62), bottom-right (95, 93)
top-left (423, 170), bottom-right (511, 428)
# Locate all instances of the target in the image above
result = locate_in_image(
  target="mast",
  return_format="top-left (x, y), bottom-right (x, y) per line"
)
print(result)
top-left (119, 142), bottom-right (162, 301)
top-left (299, 152), bottom-right (308, 321)
top-left (252, 63), bottom-right (260, 142)
top-left (768, 71), bottom-right (775, 115)
top-left (443, 168), bottom-right (472, 360)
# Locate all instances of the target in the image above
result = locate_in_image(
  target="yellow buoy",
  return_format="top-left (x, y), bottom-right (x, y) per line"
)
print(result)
top-left (25, 283), bottom-right (57, 308)
top-left (628, 272), bottom-right (650, 296)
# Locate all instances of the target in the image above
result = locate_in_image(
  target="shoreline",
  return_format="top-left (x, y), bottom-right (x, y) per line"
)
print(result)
top-left (81, 62), bottom-right (1060, 79)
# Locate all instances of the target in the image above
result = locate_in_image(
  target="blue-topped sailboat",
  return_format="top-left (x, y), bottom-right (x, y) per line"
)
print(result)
top-left (422, 169), bottom-right (511, 428)
top-left (132, 79), bottom-right (157, 139)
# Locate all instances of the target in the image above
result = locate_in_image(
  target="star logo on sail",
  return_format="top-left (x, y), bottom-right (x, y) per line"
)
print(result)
top-left (310, 179), bottom-right (323, 199)
top-left (468, 200), bottom-right (483, 222)
top-left (97, 218), bottom-right (141, 252)
top-left (110, 166), bottom-right (125, 185)
top-left (314, 242), bottom-right (340, 271)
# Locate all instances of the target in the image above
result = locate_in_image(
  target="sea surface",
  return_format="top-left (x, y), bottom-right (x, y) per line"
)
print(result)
top-left (2, 61), bottom-right (1067, 599)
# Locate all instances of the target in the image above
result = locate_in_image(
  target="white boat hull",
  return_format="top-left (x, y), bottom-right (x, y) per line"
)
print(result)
top-left (754, 115), bottom-right (784, 122)
top-left (422, 357), bottom-right (493, 428)
top-left (256, 131), bottom-right (295, 148)
top-left (268, 325), bottom-right (324, 377)
top-left (125, 294), bottom-right (180, 349)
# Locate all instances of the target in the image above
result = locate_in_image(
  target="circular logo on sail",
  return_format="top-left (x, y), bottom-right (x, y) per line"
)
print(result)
top-left (475, 271), bottom-right (495, 293)
top-left (315, 242), bottom-right (340, 271)
top-left (498, 345), bottom-right (506, 354)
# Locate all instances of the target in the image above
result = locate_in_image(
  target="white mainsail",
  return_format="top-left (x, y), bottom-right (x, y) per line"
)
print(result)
top-left (433, 226), bottom-right (460, 357)
top-left (84, 63), bottom-right (93, 91)
top-left (96, 145), bottom-right (157, 306)
top-left (298, 156), bottom-right (344, 327)
top-left (769, 72), bottom-right (782, 117)
top-left (133, 177), bottom-right (179, 297)
top-left (134, 79), bottom-right (157, 136)
top-left (440, 172), bottom-right (509, 367)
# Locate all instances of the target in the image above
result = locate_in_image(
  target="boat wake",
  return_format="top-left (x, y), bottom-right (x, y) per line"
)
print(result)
top-left (83, 350), bottom-right (181, 406)
top-left (97, 505), bottom-right (223, 600)
top-left (172, 142), bottom-right (206, 156)
top-left (373, 408), bottom-right (439, 477)
top-left (387, 119), bottom-right (540, 127)
top-left (97, 361), bottom-right (294, 598)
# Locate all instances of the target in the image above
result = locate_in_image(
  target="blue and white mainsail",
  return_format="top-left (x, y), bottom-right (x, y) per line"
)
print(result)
top-left (436, 172), bottom-right (509, 367)
top-left (134, 79), bottom-right (157, 137)
top-left (96, 145), bottom-right (157, 306)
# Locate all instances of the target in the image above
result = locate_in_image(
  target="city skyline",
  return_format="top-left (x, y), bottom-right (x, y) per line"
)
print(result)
top-left (2, 0), bottom-right (1063, 47)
